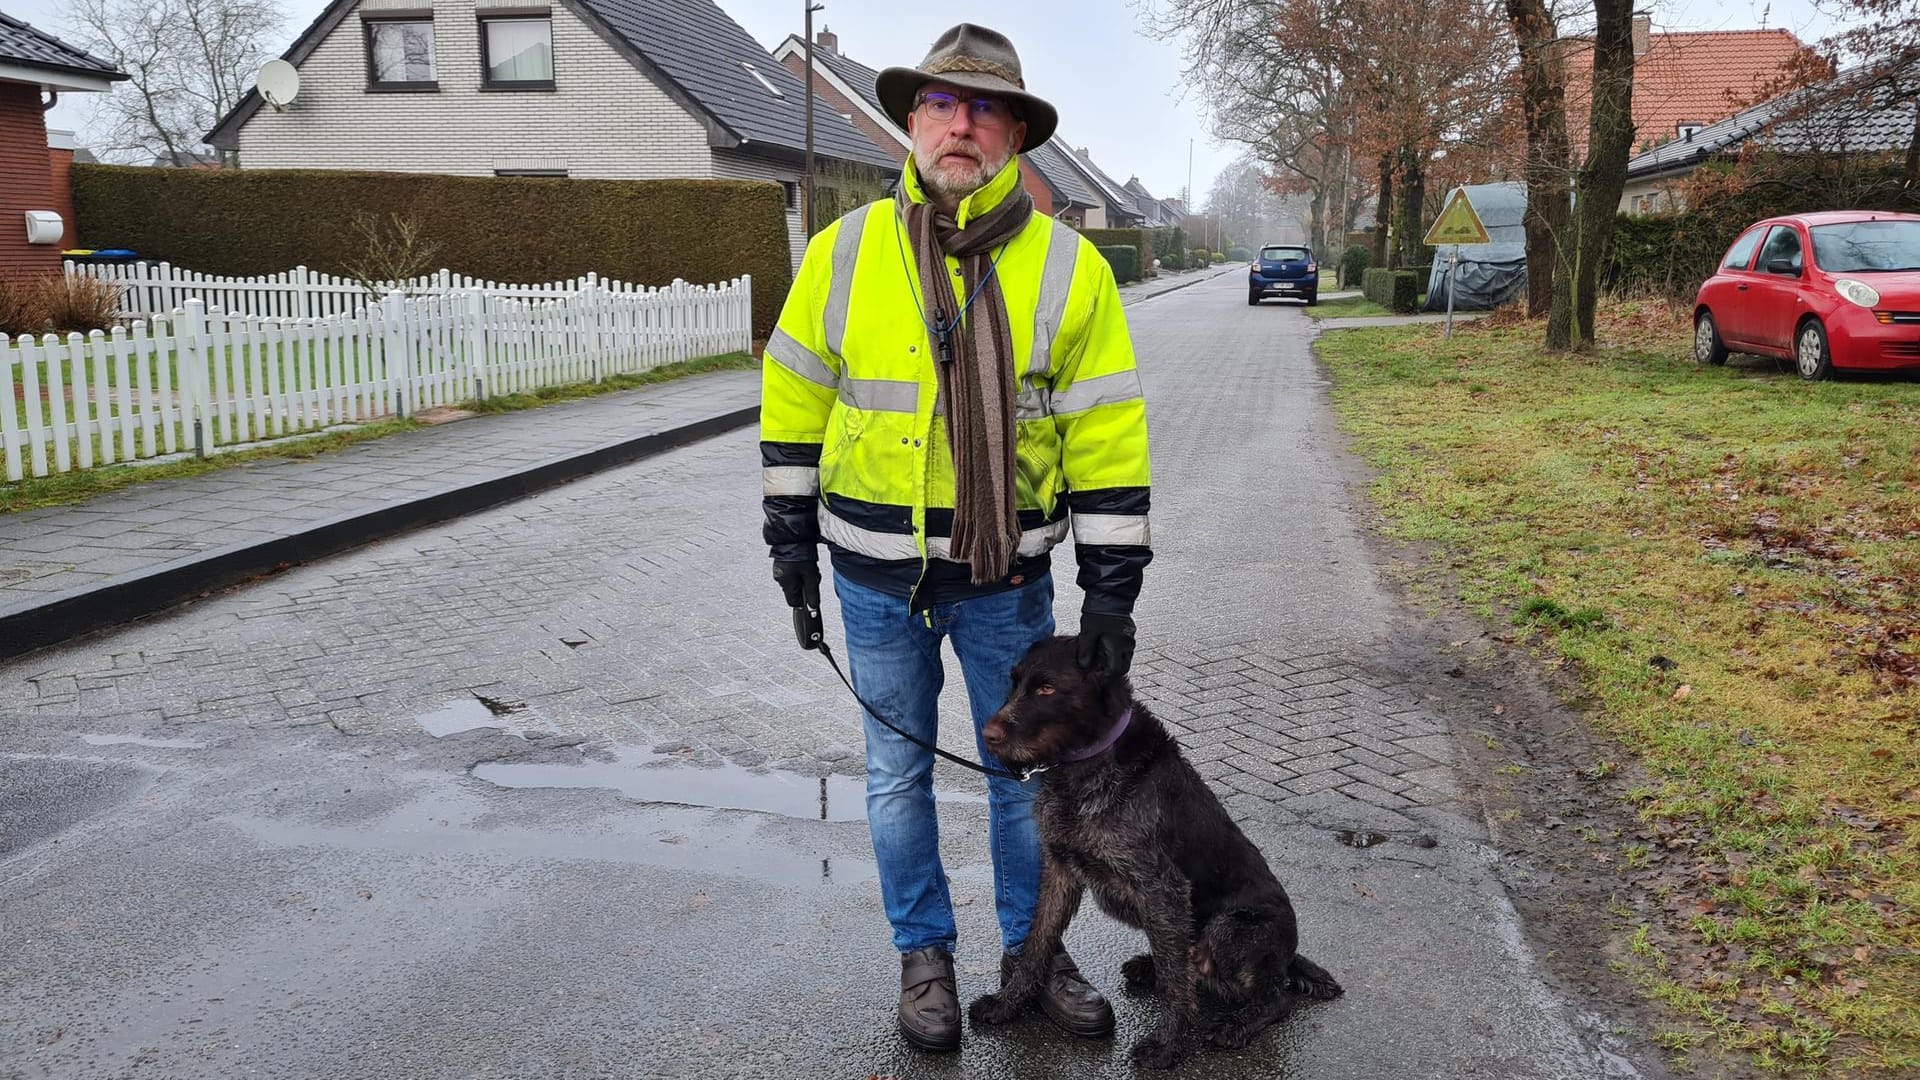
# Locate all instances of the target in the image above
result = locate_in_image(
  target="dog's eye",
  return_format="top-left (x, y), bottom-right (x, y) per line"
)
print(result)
top-left (1035, 684), bottom-right (1055, 696)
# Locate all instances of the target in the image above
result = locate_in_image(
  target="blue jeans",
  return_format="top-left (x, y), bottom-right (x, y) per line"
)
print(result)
top-left (834, 570), bottom-right (1055, 955)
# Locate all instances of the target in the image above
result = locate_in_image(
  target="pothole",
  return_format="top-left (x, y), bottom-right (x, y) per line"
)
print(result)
top-left (417, 694), bottom-right (530, 738)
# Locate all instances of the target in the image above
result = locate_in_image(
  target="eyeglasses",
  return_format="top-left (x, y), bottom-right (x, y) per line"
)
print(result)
top-left (915, 91), bottom-right (1019, 128)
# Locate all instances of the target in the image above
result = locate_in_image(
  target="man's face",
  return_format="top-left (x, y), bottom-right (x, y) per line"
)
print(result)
top-left (907, 81), bottom-right (1028, 203)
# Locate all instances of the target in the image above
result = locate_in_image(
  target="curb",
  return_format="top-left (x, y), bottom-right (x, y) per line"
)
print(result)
top-left (0, 405), bottom-right (758, 663)
top-left (1123, 267), bottom-right (1237, 306)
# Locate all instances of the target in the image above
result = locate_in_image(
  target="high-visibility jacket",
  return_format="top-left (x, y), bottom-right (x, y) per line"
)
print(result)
top-left (760, 156), bottom-right (1152, 615)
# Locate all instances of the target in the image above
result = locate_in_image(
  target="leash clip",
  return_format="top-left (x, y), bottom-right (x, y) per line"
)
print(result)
top-left (1017, 764), bottom-right (1051, 783)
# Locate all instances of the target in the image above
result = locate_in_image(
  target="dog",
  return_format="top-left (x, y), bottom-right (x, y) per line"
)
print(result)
top-left (967, 636), bottom-right (1342, 1069)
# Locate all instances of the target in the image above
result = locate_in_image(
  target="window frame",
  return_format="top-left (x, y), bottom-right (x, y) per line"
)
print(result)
top-left (478, 13), bottom-right (556, 90)
top-left (363, 15), bottom-right (439, 92)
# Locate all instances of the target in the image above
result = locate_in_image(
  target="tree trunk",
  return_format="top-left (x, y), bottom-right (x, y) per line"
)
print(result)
top-left (1372, 153), bottom-right (1394, 267)
top-left (1396, 145), bottom-right (1426, 269)
top-left (1904, 98), bottom-right (1920, 188)
top-left (1569, 0), bottom-right (1637, 344)
top-left (1326, 142), bottom-right (1348, 253)
top-left (1309, 183), bottom-right (1327, 252)
top-left (1506, 0), bottom-right (1572, 318)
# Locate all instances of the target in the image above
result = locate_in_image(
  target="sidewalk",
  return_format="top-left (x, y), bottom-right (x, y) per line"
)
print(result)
top-left (0, 369), bottom-right (758, 659)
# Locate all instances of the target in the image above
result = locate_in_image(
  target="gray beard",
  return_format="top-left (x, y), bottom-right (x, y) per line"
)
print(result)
top-left (916, 144), bottom-right (1011, 204)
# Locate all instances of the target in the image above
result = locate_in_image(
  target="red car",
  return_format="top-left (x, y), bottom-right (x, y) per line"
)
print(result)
top-left (1693, 210), bottom-right (1920, 379)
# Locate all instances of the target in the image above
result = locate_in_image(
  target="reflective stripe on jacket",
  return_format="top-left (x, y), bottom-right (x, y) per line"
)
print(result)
top-left (760, 156), bottom-right (1152, 614)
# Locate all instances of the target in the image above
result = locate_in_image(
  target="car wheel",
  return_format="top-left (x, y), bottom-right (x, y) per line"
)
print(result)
top-left (1304, 291), bottom-right (1318, 306)
top-left (1693, 310), bottom-right (1729, 365)
top-left (1248, 291), bottom-right (1260, 306)
top-left (1795, 319), bottom-right (1833, 381)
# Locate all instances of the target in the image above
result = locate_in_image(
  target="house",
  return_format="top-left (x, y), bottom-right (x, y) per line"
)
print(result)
top-left (1123, 177), bottom-right (1178, 228)
top-left (0, 12), bottom-right (124, 278)
top-left (206, 0), bottom-right (900, 266)
top-left (771, 29), bottom-right (1099, 222)
top-left (1057, 142), bottom-right (1142, 228)
top-left (1621, 67), bottom-right (1918, 213)
top-left (1565, 16), bottom-right (1816, 158)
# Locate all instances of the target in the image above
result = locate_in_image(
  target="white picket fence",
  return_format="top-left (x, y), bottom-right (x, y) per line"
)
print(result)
top-left (65, 260), bottom-right (612, 321)
top-left (2, 275), bottom-right (752, 482)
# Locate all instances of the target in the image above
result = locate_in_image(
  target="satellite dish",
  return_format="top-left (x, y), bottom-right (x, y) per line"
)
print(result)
top-left (256, 60), bottom-right (300, 111)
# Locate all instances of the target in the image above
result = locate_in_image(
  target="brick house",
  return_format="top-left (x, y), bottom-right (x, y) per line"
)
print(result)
top-left (0, 13), bottom-right (123, 280)
top-left (771, 29), bottom-right (1100, 222)
top-left (205, 0), bottom-right (898, 267)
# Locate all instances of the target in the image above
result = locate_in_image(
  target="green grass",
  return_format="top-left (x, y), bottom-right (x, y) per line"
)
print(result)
top-left (1317, 308), bottom-right (1920, 1075)
top-left (2, 351), bottom-right (754, 514)
top-left (1310, 293), bottom-right (1431, 319)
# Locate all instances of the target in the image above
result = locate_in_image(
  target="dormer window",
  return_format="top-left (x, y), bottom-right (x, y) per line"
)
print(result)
top-left (742, 61), bottom-right (784, 97)
top-left (365, 16), bottom-right (437, 89)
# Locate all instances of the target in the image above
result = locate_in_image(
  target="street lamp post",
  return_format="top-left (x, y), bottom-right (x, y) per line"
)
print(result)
top-left (802, 2), bottom-right (825, 236)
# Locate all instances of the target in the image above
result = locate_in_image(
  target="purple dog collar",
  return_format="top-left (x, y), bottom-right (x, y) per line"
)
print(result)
top-left (1058, 707), bottom-right (1133, 765)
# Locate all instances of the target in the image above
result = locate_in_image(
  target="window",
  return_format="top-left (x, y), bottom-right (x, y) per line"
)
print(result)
top-left (1721, 226), bottom-right (1765, 271)
top-left (780, 181), bottom-right (797, 208)
top-left (366, 18), bottom-right (437, 89)
top-left (1756, 224), bottom-right (1803, 274)
top-left (1260, 246), bottom-right (1310, 262)
top-left (1810, 220), bottom-right (1920, 272)
top-left (482, 16), bottom-right (553, 87)
top-left (741, 61), bottom-right (784, 97)
top-left (495, 168), bottom-right (567, 177)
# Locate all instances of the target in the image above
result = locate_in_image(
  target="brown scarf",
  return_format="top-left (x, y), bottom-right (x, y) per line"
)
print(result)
top-left (903, 180), bottom-right (1034, 583)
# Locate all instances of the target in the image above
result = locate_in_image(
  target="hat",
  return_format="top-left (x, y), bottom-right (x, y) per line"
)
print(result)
top-left (876, 24), bottom-right (1057, 153)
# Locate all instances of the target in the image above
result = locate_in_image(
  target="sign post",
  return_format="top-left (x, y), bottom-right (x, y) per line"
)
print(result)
top-left (1424, 188), bottom-right (1491, 341)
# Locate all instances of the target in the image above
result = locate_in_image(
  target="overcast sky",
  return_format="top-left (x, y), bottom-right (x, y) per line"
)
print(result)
top-left (13, 0), bottom-right (1855, 204)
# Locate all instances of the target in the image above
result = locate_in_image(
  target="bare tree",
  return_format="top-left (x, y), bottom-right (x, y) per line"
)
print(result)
top-left (62, 0), bottom-right (286, 165)
top-left (1555, 0), bottom-right (1635, 347)
top-left (1505, 0), bottom-right (1572, 319)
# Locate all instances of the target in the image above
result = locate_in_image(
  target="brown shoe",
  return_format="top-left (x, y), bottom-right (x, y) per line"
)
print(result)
top-left (899, 947), bottom-right (961, 1052)
top-left (1002, 949), bottom-right (1116, 1038)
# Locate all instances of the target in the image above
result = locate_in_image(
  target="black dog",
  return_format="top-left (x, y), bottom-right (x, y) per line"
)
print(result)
top-left (968, 637), bottom-right (1342, 1068)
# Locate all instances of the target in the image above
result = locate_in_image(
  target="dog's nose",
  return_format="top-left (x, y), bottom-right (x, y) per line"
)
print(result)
top-left (982, 719), bottom-right (1006, 749)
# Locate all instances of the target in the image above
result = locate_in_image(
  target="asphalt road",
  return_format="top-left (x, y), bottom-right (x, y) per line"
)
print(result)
top-left (1, 273), bottom-right (1647, 1079)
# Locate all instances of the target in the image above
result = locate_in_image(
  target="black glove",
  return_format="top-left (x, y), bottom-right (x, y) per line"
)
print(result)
top-left (1076, 612), bottom-right (1137, 676)
top-left (772, 560), bottom-right (821, 610)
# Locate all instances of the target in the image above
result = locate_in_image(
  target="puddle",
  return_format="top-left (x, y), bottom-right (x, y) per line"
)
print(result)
top-left (417, 696), bottom-right (529, 739)
top-left (78, 734), bottom-right (205, 749)
top-left (1333, 830), bottom-right (1391, 849)
top-left (472, 748), bottom-right (984, 822)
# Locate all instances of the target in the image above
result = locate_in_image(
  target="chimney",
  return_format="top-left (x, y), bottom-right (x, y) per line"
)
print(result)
top-left (1632, 13), bottom-right (1650, 58)
top-left (815, 26), bottom-right (837, 55)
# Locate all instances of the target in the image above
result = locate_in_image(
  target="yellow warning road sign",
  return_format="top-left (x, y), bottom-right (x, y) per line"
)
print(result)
top-left (1424, 188), bottom-right (1490, 246)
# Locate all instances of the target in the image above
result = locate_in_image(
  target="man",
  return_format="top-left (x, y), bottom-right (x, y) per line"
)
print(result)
top-left (760, 23), bottom-right (1151, 1053)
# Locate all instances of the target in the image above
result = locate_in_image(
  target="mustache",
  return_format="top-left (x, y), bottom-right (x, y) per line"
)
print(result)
top-left (931, 139), bottom-right (984, 165)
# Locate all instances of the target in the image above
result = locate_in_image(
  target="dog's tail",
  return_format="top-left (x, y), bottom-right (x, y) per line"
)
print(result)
top-left (1284, 953), bottom-right (1344, 1000)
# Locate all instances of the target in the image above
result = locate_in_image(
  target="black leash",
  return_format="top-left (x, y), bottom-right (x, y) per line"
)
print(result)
top-left (791, 600), bottom-right (1042, 783)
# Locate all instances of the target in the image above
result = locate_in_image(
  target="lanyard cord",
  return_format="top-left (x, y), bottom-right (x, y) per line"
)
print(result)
top-left (892, 204), bottom-right (1010, 347)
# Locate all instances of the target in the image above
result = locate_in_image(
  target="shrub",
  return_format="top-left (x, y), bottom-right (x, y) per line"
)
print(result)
top-left (1189, 247), bottom-right (1212, 266)
top-left (1212, 250), bottom-right (1226, 262)
top-left (1082, 228), bottom-right (1153, 279)
top-left (1340, 245), bottom-right (1372, 287)
top-left (1096, 244), bottom-right (1140, 283)
top-left (72, 165), bottom-right (794, 335)
top-left (1362, 267), bottom-right (1419, 312)
top-left (1227, 245), bottom-right (1253, 262)
top-left (1151, 226), bottom-right (1188, 271)
top-left (0, 274), bottom-right (123, 336)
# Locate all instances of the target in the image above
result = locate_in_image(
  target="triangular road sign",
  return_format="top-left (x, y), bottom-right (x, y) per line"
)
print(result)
top-left (1425, 188), bottom-right (1491, 246)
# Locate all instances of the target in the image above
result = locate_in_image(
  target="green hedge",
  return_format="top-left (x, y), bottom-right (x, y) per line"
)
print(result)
top-left (1362, 267), bottom-right (1419, 313)
top-left (1188, 248), bottom-right (1213, 266)
top-left (1096, 245), bottom-right (1140, 284)
top-left (72, 165), bottom-right (794, 335)
top-left (1340, 245), bottom-right (1372, 287)
top-left (1082, 227), bottom-right (1152, 278)
top-left (1151, 226), bottom-right (1188, 271)
top-left (1226, 245), bottom-right (1253, 262)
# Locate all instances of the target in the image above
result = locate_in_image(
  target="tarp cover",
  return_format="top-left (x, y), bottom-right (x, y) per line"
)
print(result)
top-left (1423, 182), bottom-right (1528, 312)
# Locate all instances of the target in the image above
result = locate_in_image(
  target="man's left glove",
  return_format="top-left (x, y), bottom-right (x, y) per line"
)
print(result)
top-left (1076, 612), bottom-right (1137, 676)
top-left (773, 560), bottom-right (821, 610)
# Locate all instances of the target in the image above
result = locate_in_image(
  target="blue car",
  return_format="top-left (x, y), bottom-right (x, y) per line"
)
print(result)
top-left (1248, 244), bottom-right (1319, 306)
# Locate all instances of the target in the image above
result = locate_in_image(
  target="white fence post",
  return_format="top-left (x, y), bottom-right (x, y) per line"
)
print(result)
top-left (179, 299), bottom-right (212, 457)
top-left (383, 289), bottom-right (413, 417)
top-left (464, 289), bottom-right (489, 401)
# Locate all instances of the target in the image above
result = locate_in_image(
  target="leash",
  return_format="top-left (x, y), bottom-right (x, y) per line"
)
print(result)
top-left (790, 599), bottom-right (1045, 783)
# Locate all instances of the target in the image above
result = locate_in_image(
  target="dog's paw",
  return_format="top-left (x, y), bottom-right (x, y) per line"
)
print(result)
top-left (1129, 1034), bottom-right (1184, 1070)
top-left (1205, 1019), bottom-right (1251, 1050)
top-left (1121, 953), bottom-right (1157, 990)
top-left (968, 992), bottom-right (1024, 1027)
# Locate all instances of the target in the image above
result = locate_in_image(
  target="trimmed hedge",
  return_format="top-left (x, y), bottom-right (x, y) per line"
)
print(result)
top-left (1362, 267), bottom-right (1419, 313)
top-left (1152, 226), bottom-right (1188, 271)
top-left (1096, 245), bottom-right (1140, 284)
top-left (1226, 245), bottom-right (1253, 262)
top-left (1082, 227), bottom-right (1153, 278)
top-left (1188, 248), bottom-right (1212, 266)
top-left (72, 165), bottom-right (795, 335)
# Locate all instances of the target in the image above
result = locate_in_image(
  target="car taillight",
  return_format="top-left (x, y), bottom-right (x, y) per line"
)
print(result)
top-left (1306, 262), bottom-right (1317, 272)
